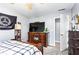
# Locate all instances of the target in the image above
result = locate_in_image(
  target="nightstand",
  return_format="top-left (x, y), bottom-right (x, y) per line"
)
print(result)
top-left (15, 29), bottom-right (21, 41)
top-left (15, 22), bottom-right (21, 41)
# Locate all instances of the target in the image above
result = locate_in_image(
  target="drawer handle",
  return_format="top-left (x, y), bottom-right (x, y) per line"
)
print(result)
top-left (75, 44), bottom-right (78, 46)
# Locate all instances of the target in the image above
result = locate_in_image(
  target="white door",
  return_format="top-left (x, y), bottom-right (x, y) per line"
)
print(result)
top-left (60, 14), bottom-right (68, 51)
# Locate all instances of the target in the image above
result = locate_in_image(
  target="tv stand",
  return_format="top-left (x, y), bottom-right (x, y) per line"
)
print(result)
top-left (28, 32), bottom-right (48, 47)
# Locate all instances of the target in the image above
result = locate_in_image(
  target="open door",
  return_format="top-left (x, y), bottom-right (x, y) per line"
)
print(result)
top-left (60, 14), bottom-right (69, 51)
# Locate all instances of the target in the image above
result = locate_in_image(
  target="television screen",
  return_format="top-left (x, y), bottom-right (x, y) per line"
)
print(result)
top-left (29, 22), bottom-right (45, 32)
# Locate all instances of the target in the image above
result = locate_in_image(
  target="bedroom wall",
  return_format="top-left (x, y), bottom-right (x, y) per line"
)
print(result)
top-left (0, 6), bottom-right (29, 42)
top-left (71, 3), bottom-right (79, 16)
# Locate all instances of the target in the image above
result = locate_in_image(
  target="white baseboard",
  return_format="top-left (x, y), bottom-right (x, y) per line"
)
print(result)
top-left (48, 43), bottom-right (55, 46)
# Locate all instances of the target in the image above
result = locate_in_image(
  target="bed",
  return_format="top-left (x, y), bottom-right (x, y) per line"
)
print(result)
top-left (0, 40), bottom-right (42, 55)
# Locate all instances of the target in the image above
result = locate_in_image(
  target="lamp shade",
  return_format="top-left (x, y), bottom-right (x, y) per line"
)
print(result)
top-left (15, 22), bottom-right (21, 30)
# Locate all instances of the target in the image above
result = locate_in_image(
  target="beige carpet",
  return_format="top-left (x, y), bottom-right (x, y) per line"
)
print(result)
top-left (43, 42), bottom-right (68, 55)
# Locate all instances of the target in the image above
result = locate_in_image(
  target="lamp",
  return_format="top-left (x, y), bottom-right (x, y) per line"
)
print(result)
top-left (15, 22), bottom-right (21, 41)
top-left (15, 22), bottom-right (21, 30)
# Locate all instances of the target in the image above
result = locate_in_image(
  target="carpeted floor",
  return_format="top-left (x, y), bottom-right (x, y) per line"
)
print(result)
top-left (43, 42), bottom-right (68, 55)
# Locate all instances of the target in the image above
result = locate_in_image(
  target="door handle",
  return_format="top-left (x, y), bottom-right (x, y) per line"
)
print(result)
top-left (60, 34), bottom-right (64, 36)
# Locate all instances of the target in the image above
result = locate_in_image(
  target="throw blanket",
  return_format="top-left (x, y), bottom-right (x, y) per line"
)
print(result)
top-left (0, 40), bottom-right (42, 55)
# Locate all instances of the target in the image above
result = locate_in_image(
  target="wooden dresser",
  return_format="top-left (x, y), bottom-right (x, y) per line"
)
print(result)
top-left (28, 32), bottom-right (48, 47)
top-left (68, 31), bottom-right (79, 55)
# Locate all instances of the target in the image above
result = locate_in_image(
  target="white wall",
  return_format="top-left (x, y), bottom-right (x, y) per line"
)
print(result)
top-left (0, 6), bottom-right (29, 42)
top-left (71, 3), bottom-right (79, 16)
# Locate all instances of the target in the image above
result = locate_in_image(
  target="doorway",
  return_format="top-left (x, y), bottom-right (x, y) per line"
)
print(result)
top-left (55, 18), bottom-right (60, 51)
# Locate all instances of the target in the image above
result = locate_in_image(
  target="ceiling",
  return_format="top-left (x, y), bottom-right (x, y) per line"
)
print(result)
top-left (0, 3), bottom-right (75, 17)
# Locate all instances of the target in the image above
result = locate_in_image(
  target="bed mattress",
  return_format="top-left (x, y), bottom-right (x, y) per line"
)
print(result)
top-left (0, 40), bottom-right (42, 55)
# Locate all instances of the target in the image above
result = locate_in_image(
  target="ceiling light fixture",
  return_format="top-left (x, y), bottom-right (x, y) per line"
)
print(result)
top-left (25, 3), bottom-right (32, 11)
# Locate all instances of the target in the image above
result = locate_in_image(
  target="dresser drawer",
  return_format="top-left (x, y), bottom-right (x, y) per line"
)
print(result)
top-left (68, 47), bottom-right (75, 55)
top-left (68, 47), bottom-right (79, 55)
top-left (69, 39), bottom-right (79, 47)
top-left (69, 31), bottom-right (79, 38)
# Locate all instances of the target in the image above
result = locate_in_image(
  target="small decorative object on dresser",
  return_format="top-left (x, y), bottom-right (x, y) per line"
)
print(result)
top-left (15, 22), bottom-right (21, 41)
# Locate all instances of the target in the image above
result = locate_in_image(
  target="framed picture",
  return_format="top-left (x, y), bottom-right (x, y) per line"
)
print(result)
top-left (76, 16), bottom-right (79, 24)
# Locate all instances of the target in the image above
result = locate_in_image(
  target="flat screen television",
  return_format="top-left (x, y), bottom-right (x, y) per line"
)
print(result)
top-left (29, 22), bottom-right (45, 32)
